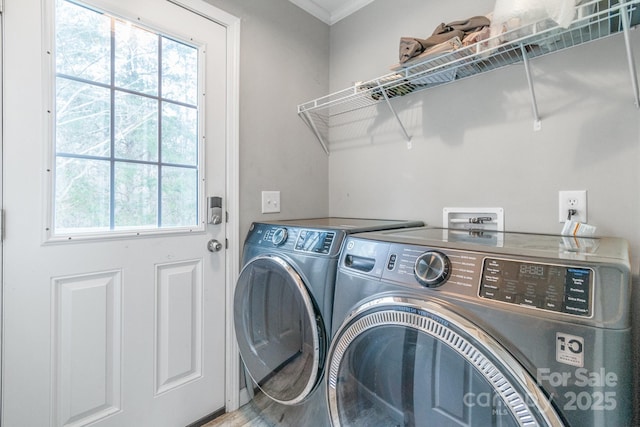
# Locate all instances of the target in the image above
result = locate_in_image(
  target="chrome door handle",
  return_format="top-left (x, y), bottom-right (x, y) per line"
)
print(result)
top-left (207, 239), bottom-right (223, 252)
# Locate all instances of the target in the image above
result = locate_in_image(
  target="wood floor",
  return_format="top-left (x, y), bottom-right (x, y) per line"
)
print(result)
top-left (202, 389), bottom-right (331, 427)
top-left (202, 392), bottom-right (299, 427)
top-left (205, 348), bottom-right (329, 426)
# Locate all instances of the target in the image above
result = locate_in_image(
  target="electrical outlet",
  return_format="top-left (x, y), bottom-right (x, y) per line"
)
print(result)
top-left (261, 191), bottom-right (280, 214)
top-left (558, 190), bottom-right (587, 223)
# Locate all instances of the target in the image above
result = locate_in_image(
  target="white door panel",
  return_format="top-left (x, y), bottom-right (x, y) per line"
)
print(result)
top-left (52, 270), bottom-right (123, 427)
top-left (3, 0), bottom-right (231, 425)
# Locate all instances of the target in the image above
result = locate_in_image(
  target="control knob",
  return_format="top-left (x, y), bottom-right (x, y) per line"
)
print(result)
top-left (271, 227), bottom-right (288, 246)
top-left (414, 251), bottom-right (451, 288)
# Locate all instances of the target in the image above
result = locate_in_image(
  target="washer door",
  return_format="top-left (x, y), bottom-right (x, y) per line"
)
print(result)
top-left (234, 255), bottom-right (326, 405)
top-left (327, 297), bottom-right (564, 427)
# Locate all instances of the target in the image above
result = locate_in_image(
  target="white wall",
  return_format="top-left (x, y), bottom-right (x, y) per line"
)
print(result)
top-left (328, 0), bottom-right (640, 422)
top-left (204, 0), bottom-right (330, 240)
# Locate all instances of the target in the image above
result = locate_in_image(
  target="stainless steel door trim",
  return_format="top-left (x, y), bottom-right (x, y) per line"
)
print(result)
top-left (234, 254), bottom-right (322, 405)
top-left (326, 296), bottom-right (565, 427)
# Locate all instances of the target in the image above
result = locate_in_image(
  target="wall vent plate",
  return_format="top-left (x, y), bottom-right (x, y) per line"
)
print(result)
top-left (443, 207), bottom-right (504, 231)
top-left (443, 207), bottom-right (505, 246)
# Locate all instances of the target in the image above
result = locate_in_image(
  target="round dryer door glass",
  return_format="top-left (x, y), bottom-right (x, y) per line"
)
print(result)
top-left (234, 255), bottom-right (326, 405)
top-left (327, 297), bottom-right (564, 427)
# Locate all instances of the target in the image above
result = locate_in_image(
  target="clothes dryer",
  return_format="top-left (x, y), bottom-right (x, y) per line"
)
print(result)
top-left (328, 227), bottom-right (633, 427)
top-left (233, 217), bottom-right (423, 425)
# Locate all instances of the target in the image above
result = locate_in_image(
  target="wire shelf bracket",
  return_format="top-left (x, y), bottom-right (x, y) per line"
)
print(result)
top-left (376, 79), bottom-right (413, 147)
top-left (300, 108), bottom-right (329, 155)
top-left (520, 43), bottom-right (543, 131)
top-left (620, 3), bottom-right (640, 107)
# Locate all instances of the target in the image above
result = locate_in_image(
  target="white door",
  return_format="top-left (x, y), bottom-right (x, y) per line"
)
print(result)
top-left (3, 0), bottom-right (236, 425)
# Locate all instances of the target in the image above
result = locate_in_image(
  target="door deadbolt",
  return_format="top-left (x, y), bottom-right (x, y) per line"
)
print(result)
top-left (208, 196), bottom-right (223, 225)
top-left (207, 239), bottom-right (223, 252)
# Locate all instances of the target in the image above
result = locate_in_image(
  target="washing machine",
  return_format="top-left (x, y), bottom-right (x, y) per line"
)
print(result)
top-left (328, 227), bottom-right (633, 427)
top-left (233, 217), bottom-right (423, 425)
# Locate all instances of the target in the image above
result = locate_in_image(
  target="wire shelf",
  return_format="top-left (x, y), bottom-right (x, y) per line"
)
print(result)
top-left (298, 0), bottom-right (640, 153)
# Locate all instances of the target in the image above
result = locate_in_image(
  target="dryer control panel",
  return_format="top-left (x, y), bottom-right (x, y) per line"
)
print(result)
top-left (295, 229), bottom-right (336, 254)
top-left (245, 223), bottom-right (340, 256)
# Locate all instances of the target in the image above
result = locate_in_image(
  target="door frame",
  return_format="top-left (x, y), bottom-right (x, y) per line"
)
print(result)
top-left (0, 1), bottom-right (4, 420)
top-left (164, 0), bottom-right (241, 412)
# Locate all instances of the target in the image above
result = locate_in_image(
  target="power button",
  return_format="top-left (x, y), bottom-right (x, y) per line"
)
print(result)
top-left (387, 254), bottom-right (397, 270)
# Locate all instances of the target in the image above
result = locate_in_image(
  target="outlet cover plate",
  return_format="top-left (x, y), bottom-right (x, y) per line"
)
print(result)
top-left (261, 191), bottom-right (280, 214)
top-left (558, 190), bottom-right (587, 223)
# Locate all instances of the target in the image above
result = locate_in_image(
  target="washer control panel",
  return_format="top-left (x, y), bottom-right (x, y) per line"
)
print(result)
top-left (341, 238), bottom-right (594, 318)
top-left (381, 244), bottom-right (482, 291)
top-left (480, 258), bottom-right (592, 317)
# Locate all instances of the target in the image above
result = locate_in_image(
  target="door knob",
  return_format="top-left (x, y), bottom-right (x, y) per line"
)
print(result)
top-left (207, 239), bottom-right (223, 252)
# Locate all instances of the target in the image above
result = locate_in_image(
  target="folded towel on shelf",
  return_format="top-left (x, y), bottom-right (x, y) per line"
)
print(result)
top-left (462, 26), bottom-right (492, 47)
top-left (399, 15), bottom-right (491, 63)
top-left (394, 36), bottom-right (463, 70)
top-left (399, 32), bottom-right (464, 63)
top-left (432, 16), bottom-right (491, 37)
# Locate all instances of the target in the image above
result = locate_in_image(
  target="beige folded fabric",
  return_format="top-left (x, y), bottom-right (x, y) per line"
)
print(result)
top-left (432, 16), bottom-right (491, 36)
top-left (399, 32), bottom-right (464, 63)
top-left (399, 15), bottom-right (491, 63)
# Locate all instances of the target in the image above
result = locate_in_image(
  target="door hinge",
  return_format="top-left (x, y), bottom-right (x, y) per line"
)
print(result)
top-left (0, 209), bottom-right (4, 241)
top-left (225, 238), bottom-right (229, 249)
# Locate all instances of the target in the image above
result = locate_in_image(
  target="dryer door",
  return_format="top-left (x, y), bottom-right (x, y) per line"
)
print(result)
top-left (327, 296), bottom-right (564, 427)
top-left (234, 255), bottom-right (326, 405)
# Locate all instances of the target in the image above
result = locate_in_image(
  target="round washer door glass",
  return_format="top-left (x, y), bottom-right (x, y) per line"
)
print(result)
top-left (327, 298), bottom-right (563, 427)
top-left (234, 255), bottom-right (326, 405)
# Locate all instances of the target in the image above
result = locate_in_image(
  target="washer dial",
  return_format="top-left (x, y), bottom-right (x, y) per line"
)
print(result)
top-left (414, 251), bottom-right (451, 288)
top-left (271, 227), bottom-right (288, 246)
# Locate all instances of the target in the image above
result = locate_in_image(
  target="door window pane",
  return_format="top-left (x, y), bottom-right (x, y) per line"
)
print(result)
top-left (55, 0), bottom-right (111, 84)
top-left (114, 20), bottom-right (159, 96)
top-left (115, 92), bottom-right (159, 161)
top-left (162, 167), bottom-right (198, 227)
top-left (114, 162), bottom-right (158, 228)
top-left (162, 103), bottom-right (197, 165)
top-left (56, 78), bottom-right (111, 157)
top-left (162, 38), bottom-right (198, 105)
top-left (54, 0), bottom-right (201, 235)
top-left (55, 158), bottom-right (111, 232)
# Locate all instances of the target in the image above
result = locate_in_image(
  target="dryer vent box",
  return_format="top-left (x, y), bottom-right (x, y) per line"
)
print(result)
top-left (443, 207), bottom-right (504, 232)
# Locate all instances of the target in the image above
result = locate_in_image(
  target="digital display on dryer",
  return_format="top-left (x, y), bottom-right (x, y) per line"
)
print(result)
top-left (480, 258), bottom-right (592, 317)
top-left (295, 230), bottom-right (335, 254)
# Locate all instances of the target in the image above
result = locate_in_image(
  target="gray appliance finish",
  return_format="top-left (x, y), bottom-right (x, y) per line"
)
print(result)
top-left (328, 227), bottom-right (633, 427)
top-left (233, 218), bottom-right (423, 426)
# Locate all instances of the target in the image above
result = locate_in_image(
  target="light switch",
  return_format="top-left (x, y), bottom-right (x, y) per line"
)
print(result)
top-left (261, 191), bottom-right (280, 214)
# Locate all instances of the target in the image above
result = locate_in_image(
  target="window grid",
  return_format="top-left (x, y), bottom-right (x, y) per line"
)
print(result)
top-left (54, 0), bottom-right (200, 233)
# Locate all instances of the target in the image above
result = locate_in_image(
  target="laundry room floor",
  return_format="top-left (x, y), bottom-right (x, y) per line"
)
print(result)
top-left (202, 392), bottom-right (287, 427)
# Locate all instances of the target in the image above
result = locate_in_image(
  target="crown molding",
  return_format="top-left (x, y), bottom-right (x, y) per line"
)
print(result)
top-left (289, 0), bottom-right (375, 25)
